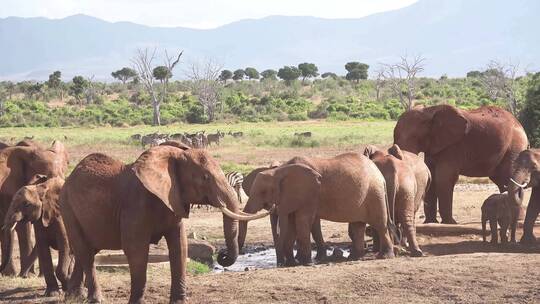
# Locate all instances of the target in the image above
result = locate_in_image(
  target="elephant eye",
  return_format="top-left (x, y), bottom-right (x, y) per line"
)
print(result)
top-left (203, 174), bottom-right (210, 181)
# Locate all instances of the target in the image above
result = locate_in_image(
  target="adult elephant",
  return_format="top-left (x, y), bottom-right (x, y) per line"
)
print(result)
top-left (364, 144), bottom-right (431, 257)
top-left (507, 149), bottom-right (540, 244)
top-left (59, 146), bottom-right (270, 303)
top-left (239, 153), bottom-right (395, 266)
top-left (0, 141), bottom-right (68, 276)
top-left (394, 105), bottom-right (528, 224)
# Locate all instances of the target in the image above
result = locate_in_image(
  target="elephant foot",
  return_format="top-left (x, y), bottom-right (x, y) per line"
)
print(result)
top-left (348, 252), bottom-right (364, 261)
top-left (170, 299), bottom-right (188, 304)
top-left (44, 288), bottom-right (62, 298)
top-left (409, 248), bottom-right (423, 257)
top-left (423, 218), bottom-right (439, 224)
top-left (315, 248), bottom-right (328, 262)
top-left (376, 248), bottom-right (395, 259)
top-left (520, 233), bottom-right (537, 245)
top-left (1, 265), bottom-right (17, 277)
top-left (490, 239), bottom-right (498, 245)
top-left (283, 259), bottom-right (299, 267)
top-left (65, 287), bottom-right (86, 301)
top-left (88, 296), bottom-right (103, 304)
top-left (441, 218), bottom-right (458, 225)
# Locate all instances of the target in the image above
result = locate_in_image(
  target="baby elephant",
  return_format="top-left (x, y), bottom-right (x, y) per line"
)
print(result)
top-left (0, 175), bottom-right (71, 296)
top-left (481, 189), bottom-right (523, 244)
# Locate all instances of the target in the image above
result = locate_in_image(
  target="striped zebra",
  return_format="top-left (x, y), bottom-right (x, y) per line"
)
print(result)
top-left (225, 171), bottom-right (244, 204)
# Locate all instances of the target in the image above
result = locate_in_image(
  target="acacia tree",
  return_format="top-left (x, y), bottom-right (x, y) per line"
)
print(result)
top-left (298, 62), bottom-right (319, 84)
top-left (380, 55), bottom-right (426, 110)
top-left (111, 67), bottom-right (137, 85)
top-left (245, 67), bottom-right (260, 80)
top-left (219, 70), bottom-right (233, 83)
top-left (233, 69), bottom-right (245, 81)
top-left (480, 60), bottom-right (521, 115)
top-left (261, 69), bottom-right (278, 81)
top-left (132, 48), bottom-right (182, 125)
top-left (277, 66), bottom-right (301, 86)
top-left (70, 76), bottom-right (87, 105)
top-left (345, 62), bottom-right (369, 83)
top-left (187, 59), bottom-right (223, 122)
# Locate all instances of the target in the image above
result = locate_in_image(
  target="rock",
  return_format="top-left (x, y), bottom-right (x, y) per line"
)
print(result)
top-left (188, 239), bottom-right (215, 265)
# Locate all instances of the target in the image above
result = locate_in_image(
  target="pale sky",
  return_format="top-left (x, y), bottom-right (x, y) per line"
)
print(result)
top-left (1, 0), bottom-right (418, 29)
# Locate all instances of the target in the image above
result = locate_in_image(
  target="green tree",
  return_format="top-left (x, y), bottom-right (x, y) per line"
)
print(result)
top-left (219, 70), bottom-right (233, 83)
top-left (520, 72), bottom-right (540, 147)
top-left (261, 69), bottom-right (278, 81)
top-left (244, 67), bottom-right (260, 80)
top-left (47, 71), bottom-right (65, 101)
top-left (152, 66), bottom-right (172, 83)
top-left (70, 76), bottom-right (88, 105)
top-left (321, 72), bottom-right (338, 79)
top-left (298, 62), bottom-right (319, 84)
top-left (233, 69), bottom-right (246, 81)
top-left (466, 70), bottom-right (482, 78)
top-left (111, 67), bottom-right (137, 84)
top-left (277, 66), bottom-right (301, 85)
top-left (345, 62), bottom-right (369, 83)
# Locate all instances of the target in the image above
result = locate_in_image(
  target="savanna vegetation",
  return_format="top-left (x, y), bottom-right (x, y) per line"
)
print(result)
top-left (1, 57), bottom-right (540, 145)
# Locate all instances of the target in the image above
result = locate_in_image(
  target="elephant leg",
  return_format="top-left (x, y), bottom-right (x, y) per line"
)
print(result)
top-left (16, 222), bottom-right (35, 276)
top-left (348, 222), bottom-right (366, 261)
top-left (122, 230), bottom-right (150, 304)
top-left (66, 260), bottom-right (84, 300)
top-left (311, 218), bottom-right (327, 261)
top-left (399, 201), bottom-right (422, 257)
top-left (499, 220), bottom-right (509, 244)
top-left (434, 164), bottom-right (459, 224)
top-left (269, 214), bottom-right (283, 265)
top-left (278, 213), bottom-right (296, 267)
top-left (510, 213), bottom-right (518, 243)
top-left (489, 217), bottom-right (498, 244)
top-left (521, 188), bottom-right (540, 244)
top-left (165, 222), bottom-right (188, 304)
top-left (35, 235), bottom-right (60, 297)
top-left (373, 224), bottom-right (394, 259)
top-left (295, 211), bottom-right (315, 266)
top-left (0, 229), bottom-right (17, 276)
top-left (56, 246), bottom-right (71, 291)
top-left (424, 158), bottom-right (438, 223)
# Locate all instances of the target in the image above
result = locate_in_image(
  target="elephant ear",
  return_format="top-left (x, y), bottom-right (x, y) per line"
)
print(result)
top-left (272, 164), bottom-right (322, 214)
top-left (37, 177), bottom-right (64, 227)
top-left (428, 106), bottom-right (469, 155)
top-left (363, 145), bottom-right (378, 158)
top-left (388, 144), bottom-right (404, 160)
top-left (133, 146), bottom-right (188, 218)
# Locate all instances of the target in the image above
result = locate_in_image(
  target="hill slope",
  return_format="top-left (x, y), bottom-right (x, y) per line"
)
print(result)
top-left (0, 0), bottom-right (538, 80)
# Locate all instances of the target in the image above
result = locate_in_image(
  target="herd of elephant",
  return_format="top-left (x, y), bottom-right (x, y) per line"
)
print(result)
top-left (0, 104), bottom-right (539, 304)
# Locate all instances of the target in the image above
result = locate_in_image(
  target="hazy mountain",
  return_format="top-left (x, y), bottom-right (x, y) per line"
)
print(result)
top-left (0, 0), bottom-right (538, 80)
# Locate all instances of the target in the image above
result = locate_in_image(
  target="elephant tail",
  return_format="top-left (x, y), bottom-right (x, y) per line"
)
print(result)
top-left (383, 179), bottom-right (400, 245)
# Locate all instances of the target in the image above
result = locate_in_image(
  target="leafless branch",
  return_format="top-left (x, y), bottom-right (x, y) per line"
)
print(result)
top-left (380, 54), bottom-right (426, 110)
top-left (185, 59), bottom-right (224, 122)
top-left (480, 60), bottom-right (521, 114)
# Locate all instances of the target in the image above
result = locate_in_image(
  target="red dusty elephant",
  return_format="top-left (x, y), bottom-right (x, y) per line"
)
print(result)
top-left (394, 105), bottom-right (528, 224)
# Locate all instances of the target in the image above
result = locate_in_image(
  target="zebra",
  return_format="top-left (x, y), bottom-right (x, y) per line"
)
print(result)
top-left (225, 171), bottom-right (244, 204)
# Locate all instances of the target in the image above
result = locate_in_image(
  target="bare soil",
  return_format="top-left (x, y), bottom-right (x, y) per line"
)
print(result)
top-left (1, 184), bottom-right (539, 303)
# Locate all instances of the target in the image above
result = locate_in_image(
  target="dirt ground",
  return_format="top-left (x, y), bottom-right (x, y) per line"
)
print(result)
top-left (1, 184), bottom-right (539, 303)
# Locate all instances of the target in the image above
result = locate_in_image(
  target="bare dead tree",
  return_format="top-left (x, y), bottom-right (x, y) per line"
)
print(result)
top-left (374, 67), bottom-right (386, 101)
top-left (480, 60), bottom-right (520, 115)
top-left (380, 55), bottom-right (426, 110)
top-left (186, 59), bottom-right (223, 122)
top-left (84, 75), bottom-right (96, 104)
top-left (157, 50), bottom-right (184, 104)
top-left (132, 48), bottom-right (161, 125)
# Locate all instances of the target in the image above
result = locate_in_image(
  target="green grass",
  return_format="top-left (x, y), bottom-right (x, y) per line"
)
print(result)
top-left (187, 260), bottom-right (211, 275)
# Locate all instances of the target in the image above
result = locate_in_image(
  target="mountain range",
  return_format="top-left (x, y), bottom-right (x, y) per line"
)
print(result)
top-left (0, 0), bottom-right (538, 80)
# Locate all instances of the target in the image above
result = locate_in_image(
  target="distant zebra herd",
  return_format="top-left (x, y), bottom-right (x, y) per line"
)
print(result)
top-left (130, 130), bottom-right (244, 148)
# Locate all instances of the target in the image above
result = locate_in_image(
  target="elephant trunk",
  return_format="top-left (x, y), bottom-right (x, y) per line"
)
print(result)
top-left (237, 202), bottom-right (258, 252)
top-left (0, 225), bottom-right (15, 274)
top-left (216, 180), bottom-right (241, 267)
top-left (508, 169), bottom-right (528, 207)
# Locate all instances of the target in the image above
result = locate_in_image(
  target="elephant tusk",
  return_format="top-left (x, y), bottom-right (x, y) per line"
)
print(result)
top-left (219, 204), bottom-right (273, 221)
top-left (2, 222), bottom-right (16, 232)
top-left (509, 178), bottom-right (528, 189)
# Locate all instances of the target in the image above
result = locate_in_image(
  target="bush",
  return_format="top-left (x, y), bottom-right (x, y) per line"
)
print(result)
top-left (520, 73), bottom-right (540, 147)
